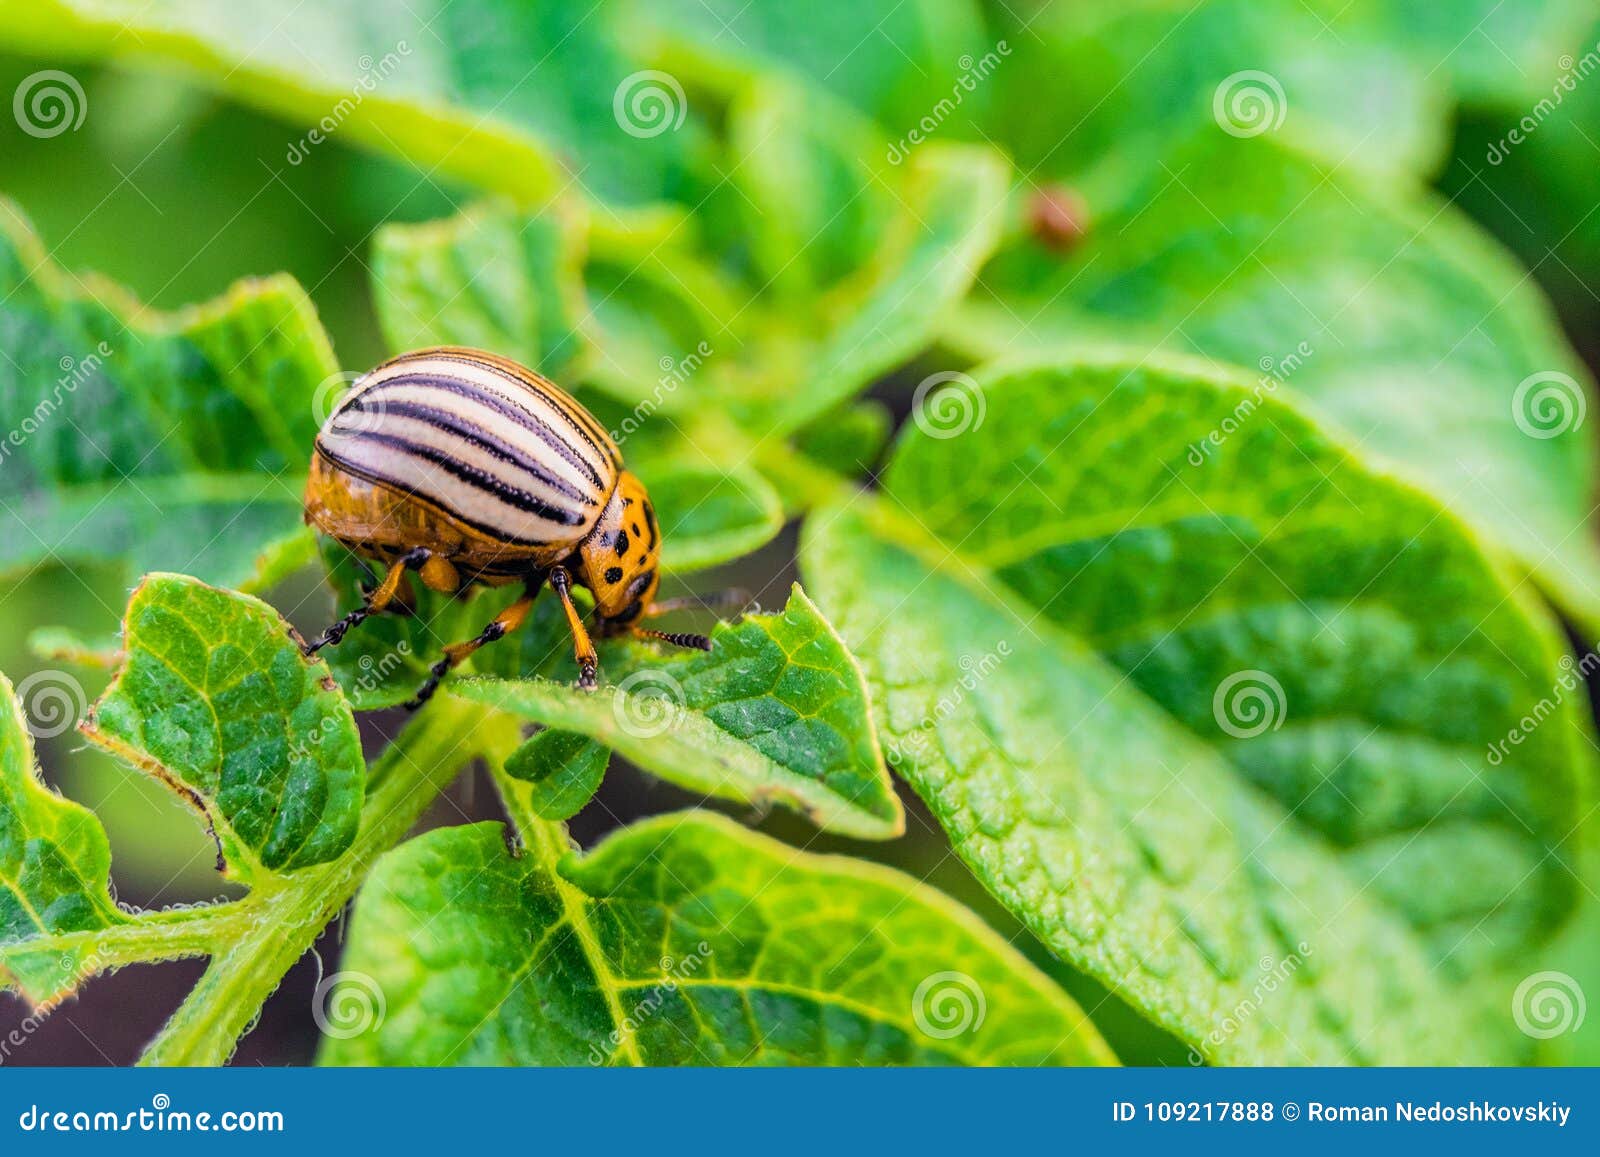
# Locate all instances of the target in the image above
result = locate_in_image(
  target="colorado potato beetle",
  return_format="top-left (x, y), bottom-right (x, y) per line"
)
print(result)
top-left (301, 346), bottom-right (724, 708)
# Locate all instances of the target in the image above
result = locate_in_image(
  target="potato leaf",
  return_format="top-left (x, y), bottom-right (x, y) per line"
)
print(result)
top-left (802, 352), bottom-right (1591, 1063)
top-left (319, 812), bottom-right (1113, 1065)
top-left (984, 0), bottom-right (1595, 186)
top-left (371, 198), bottom-right (590, 382)
top-left (794, 400), bottom-right (894, 482)
top-left (0, 0), bottom-right (708, 207)
top-left (0, 199), bottom-right (333, 591)
top-left (957, 130), bottom-right (1600, 627)
top-left (633, 0), bottom-right (989, 134)
top-left (82, 574), bottom-right (365, 881)
top-left (985, 0), bottom-right (1446, 182)
top-left (504, 730), bottom-right (610, 821)
top-left (0, 671), bottom-right (125, 1006)
top-left (1381, 0), bottom-right (1596, 107)
top-left (366, 138), bottom-right (1008, 442)
top-left (453, 585), bottom-right (903, 840)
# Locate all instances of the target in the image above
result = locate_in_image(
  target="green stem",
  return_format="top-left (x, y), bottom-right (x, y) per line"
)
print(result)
top-left (30, 905), bottom-right (240, 967)
top-left (138, 697), bottom-right (489, 1067)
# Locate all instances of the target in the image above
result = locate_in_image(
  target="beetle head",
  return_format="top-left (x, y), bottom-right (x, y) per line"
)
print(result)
top-left (581, 471), bottom-right (661, 630)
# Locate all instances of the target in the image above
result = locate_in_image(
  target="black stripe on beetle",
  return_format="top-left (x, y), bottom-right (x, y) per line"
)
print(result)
top-left (358, 371), bottom-right (609, 490)
top-left (345, 394), bottom-right (597, 506)
top-left (319, 432), bottom-right (587, 533)
top-left (432, 351), bottom-right (620, 471)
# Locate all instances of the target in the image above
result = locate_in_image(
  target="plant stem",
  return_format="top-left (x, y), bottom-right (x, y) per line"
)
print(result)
top-left (138, 697), bottom-right (489, 1067)
top-left (32, 905), bottom-right (240, 969)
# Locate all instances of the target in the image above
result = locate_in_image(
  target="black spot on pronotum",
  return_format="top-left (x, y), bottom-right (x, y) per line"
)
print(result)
top-left (643, 502), bottom-right (658, 549)
top-left (614, 530), bottom-right (629, 556)
top-left (604, 566), bottom-right (624, 584)
top-left (631, 521), bottom-right (642, 536)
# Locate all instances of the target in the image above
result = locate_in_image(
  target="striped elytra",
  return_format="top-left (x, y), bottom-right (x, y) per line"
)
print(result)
top-left (312, 347), bottom-right (620, 553)
top-left (303, 347), bottom-right (708, 708)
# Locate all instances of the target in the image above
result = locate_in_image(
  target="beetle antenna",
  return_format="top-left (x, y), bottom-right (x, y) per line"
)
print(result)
top-left (637, 628), bottom-right (712, 652)
top-left (645, 588), bottom-right (752, 617)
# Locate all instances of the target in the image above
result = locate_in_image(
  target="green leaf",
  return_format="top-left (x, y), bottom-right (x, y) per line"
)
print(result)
top-left (801, 352), bottom-right (1590, 1063)
top-left (722, 79), bottom-right (895, 297)
top-left (82, 574), bottom-right (365, 880)
top-left (794, 400), bottom-right (894, 481)
top-left (27, 626), bottom-right (122, 671)
top-left (366, 141), bottom-right (1009, 443)
top-left (0, 671), bottom-right (125, 1006)
top-left (985, 0), bottom-right (1448, 183)
top-left (452, 585), bottom-right (904, 840)
top-left (983, 0), bottom-right (1596, 185)
top-left (504, 730), bottom-right (609, 821)
top-left (0, 0), bottom-right (706, 207)
top-left (642, 465), bottom-right (785, 573)
top-left (1444, 21), bottom-right (1600, 316)
top-left (1379, 0), bottom-right (1598, 107)
top-left (763, 143), bottom-right (1007, 433)
top-left (636, 0), bottom-right (989, 134)
top-left (370, 198), bottom-right (591, 381)
top-left (957, 131), bottom-right (1600, 627)
top-left (0, 198), bottom-right (334, 590)
top-left (320, 812), bottom-right (1113, 1065)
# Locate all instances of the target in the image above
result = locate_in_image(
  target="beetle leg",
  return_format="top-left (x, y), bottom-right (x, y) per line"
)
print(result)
top-left (404, 587), bottom-right (536, 711)
top-left (303, 546), bottom-right (430, 656)
top-left (550, 565), bottom-right (599, 691)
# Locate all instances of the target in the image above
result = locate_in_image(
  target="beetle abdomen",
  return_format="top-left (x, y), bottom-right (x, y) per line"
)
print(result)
top-left (314, 348), bottom-right (620, 549)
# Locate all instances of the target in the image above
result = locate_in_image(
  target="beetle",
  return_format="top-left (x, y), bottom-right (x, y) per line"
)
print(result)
top-left (300, 346), bottom-right (720, 709)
